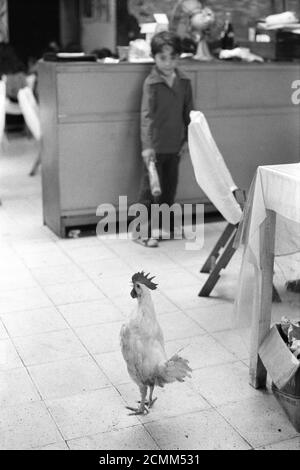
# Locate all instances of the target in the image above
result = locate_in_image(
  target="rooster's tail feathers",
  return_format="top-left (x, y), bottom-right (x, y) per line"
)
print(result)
top-left (156, 354), bottom-right (192, 387)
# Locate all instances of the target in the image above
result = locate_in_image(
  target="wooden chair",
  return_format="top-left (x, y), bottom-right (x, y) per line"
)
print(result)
top-left (199, 188), bottom-right (281, 302)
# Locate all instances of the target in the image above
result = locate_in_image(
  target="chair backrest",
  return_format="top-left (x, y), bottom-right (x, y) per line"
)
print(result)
top-left (0, 80), bottom-right (6, 144)
top-left (17, 86), bottom-right (41, 141)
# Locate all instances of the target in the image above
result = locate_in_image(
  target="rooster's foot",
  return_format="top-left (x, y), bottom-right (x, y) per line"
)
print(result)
top-left (126, 405), bottom-right (149, 416)
top-left (138, 397), bottom-right (157, 409)
top-left (148, 397), bottom-right (157, 408)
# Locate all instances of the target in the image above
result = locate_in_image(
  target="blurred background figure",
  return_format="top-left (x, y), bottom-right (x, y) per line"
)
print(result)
top-left (170, 0), bottom-right (215, 59)
top-left (0, 43), bottom-right (27, 133)
top-left (0, 0), bottom-right (8, 44)
top-left (117, 0), bottom-right (141, 46)
top-left (46, 39), bottom-right (60, 53)
top-left (0, 42), bottom-right (26, 77)
top-left (170, 0), bottom-right (203, 53)
top-left (92, 48), bottom-right (115, 60)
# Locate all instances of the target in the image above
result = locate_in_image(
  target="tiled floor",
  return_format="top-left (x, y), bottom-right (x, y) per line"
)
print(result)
top-left (0, 136), bottom-right (299, 450)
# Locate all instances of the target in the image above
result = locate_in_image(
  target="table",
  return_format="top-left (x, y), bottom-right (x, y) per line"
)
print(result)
top-left (234, 163), bottom-right (300, 389)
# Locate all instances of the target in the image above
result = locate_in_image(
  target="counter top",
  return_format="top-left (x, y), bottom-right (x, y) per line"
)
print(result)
top-left (41, 58), bottom-right (300, 73)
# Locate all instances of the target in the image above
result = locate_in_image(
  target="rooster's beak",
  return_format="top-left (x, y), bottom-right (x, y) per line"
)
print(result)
top-left (130, 287), bottom-right (137, 298)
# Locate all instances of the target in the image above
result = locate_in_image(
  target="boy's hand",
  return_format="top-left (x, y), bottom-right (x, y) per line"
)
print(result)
top-left (142, 148), bottom-right (156, 166)
top-left (179, 141), bottom-right (189, 158)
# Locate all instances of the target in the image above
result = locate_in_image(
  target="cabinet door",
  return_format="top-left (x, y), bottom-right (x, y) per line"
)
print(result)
top-left (58, 121), bottom-right (141, 211)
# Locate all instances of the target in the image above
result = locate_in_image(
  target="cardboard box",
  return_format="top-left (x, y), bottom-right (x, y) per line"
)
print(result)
top-left (259, 324), bottom-right (300, 390)
top-left (272, 382), bottom-right (300, 432)
top-left (259, 324), bottom-right (300, 432)
top-left (241, 30), bottom-right (300, 61)
top-left (248, 42), bottom-right (277, 61)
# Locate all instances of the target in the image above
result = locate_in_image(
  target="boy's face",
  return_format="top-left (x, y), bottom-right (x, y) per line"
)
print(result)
top-left (154, 45), bottom-right (179, 78)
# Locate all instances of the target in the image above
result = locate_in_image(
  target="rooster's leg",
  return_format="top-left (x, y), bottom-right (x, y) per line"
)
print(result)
top-left (138, 385), bottom-right (157, 408)
top-left (126, 385), bottom-right (149, 415)
top-left (148, 385), bottom-right (157, 408)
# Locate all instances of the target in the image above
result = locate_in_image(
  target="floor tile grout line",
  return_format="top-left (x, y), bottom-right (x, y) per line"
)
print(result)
top-left (214, 397), bottom-right (300, 449)
top-left (204, 399), bottom-right (255, 450)
top-left (254, 436), bottom-right (300, 450)
top-left (28, 376), bottom-right (113, 404)
top-left (161, 287), bottom-right (230, 313)
top-left (9, 225), bottom-right (121, 280)
top-left (0, 318), bottom-right (125, 340)
top-left (3, 240), bottom-right (146, 442)
top-left (141, 407), bottom-right (253, 450)
top-left (43, 237), bottom-right (137, 310)
top-left (0, 319), bottom-right (68, 448)
top-left (6, 231), bottom-right (129, 313)
top-left (0, 317), bottom-right (33, 371)
top-left (2, 239), bottom-right (243, 372)
top-left (64, 422), bottom-right (160, 450)
top-left (18, 317), bottom-right (142, 445)
top-left (2, 148), bottom-right (299, 450)
top-left (12, 250), bottom-right (150, 426)
top-left (41, 236), bottom-right (218, 321)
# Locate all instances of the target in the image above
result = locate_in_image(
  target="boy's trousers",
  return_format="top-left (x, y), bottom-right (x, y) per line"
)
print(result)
top-left (138, 153), bottom-right (181, 237)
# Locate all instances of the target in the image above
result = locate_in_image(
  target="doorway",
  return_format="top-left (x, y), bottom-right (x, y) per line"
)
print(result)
top-left (7, 0), bottom-right (60, 64)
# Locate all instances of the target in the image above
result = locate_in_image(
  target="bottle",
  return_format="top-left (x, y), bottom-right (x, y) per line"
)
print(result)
top-left (148, 160), bottom-right (162, 198)
top-left (220, 12), bottom-right (235, 50)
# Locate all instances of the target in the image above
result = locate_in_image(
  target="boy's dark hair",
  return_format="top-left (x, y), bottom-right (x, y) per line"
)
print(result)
top-left (151, 31), bottom-right (182, 56)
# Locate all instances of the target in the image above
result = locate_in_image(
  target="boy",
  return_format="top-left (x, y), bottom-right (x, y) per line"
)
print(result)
top-left (136, 30), bottom-right (194, 248)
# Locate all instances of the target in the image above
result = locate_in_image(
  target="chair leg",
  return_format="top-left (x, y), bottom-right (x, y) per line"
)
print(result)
top-left (0, 133), bottom-right (9, 151)
top-left (29, 140), bottom-right (42, 176)
top-left (29, 153), bottom-right (41, 176)
top-left (199, 235), bottom-right (281, 302)
top-left (272, 285), bottom-right (281, 303)
top-left (201, 223), bottom-right (237, 273)
top-left (199, 231), bottom-right (237, 297)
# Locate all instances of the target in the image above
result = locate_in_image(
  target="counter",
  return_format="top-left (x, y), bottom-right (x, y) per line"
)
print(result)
top-left (38, 60), bottom-right (300, 237)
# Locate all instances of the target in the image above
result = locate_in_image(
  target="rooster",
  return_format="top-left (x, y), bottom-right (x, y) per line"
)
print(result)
top-left (120, 271), bottom-right (192, 415)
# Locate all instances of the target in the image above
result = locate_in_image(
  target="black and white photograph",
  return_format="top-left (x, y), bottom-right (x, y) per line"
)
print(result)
top-left (0, 0), bottom-right (300, 453)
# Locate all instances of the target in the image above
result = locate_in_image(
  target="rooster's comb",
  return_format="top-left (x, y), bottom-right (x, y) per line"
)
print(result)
top-left (132, 271), bottom-right (158, 290)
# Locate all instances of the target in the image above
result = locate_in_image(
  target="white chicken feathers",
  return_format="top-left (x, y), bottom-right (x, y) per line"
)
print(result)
top-left (120, 272), bottom-right (191, 414)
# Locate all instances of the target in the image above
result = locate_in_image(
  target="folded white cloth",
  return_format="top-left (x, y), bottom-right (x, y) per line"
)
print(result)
top-left (265, 11), bottom-right (298, 25)
top-left (219, 47), bottom-right (264, 63)
top-left (188, 111), bottom-right (242, 225)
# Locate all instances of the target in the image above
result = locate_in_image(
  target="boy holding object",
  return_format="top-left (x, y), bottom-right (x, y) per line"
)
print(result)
top-left (136, 31), bottom-right (194, 248)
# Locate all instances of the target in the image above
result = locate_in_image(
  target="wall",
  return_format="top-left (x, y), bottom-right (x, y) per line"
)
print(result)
top-left (60, 0), bottom-right (80, 48)
top-left (0, 0), bottom-right (8, 42)
top-left (129, 0), bottom-right (300, 40)
top-left (80, 0), bottom-right (116, 53)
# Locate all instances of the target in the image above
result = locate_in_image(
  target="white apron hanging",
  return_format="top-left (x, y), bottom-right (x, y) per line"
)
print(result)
top-left (188, 110), bottom-right (242, 225)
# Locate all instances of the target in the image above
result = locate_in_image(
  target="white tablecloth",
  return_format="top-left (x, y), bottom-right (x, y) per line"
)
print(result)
top-left (234, 163), bottom-right (300, 326)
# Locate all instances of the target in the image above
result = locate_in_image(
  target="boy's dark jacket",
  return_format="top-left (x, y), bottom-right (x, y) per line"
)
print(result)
top-left (141, 66), bottom-right (194, 154)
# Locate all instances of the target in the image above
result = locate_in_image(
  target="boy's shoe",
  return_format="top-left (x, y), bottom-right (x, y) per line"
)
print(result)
top-left (286, 280), bottom-right (300, 293)
top-left (134, 237), bottom-right (159, 248)
top-left (159, 227), bottom-right (184, 240)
